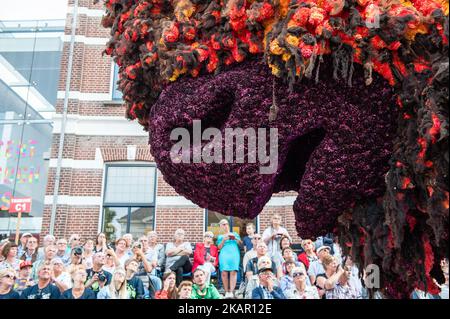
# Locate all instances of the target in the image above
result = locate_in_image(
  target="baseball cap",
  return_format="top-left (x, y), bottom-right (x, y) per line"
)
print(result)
top-left (317, 245), bottom-right (331, 254)
top-left (21, 233), bottom-right (33, 238)
top-left (258, 267), bottom-right (274, 274)
top-left (19, 260), bottom-right (33, 270)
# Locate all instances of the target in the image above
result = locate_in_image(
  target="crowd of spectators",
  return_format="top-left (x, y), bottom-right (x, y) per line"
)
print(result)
top-left (0, 214), bottom-right (448, 300)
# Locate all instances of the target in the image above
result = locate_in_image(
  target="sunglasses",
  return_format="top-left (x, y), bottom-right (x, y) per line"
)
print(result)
top-left (293, 272), bottom-right (305, 277)
top-left (4, 274), bottom-right (16, 280)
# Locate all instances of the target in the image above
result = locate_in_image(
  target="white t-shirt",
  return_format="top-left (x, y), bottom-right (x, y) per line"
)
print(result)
top-left (262, 226), bottom-right (291, 258)
top-left (165, 242), bottom-right (192, 269)
top-left (56, 271), bottom-right (72, 289)
top-left (117, 254), bottom-right (130, 268)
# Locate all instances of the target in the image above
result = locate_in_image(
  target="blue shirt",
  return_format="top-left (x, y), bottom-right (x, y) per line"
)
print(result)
top-left (61, 288), bottom-right (96, 299)
top-left (0, 289), bottom-right (20, 299)
top-left (243, 236), bottom-right (253, 251)
top-left (21, 283), bottom-right (61, 299)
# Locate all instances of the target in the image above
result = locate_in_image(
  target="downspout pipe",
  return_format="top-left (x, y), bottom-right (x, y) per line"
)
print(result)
top-left (49, 0), bottom-right (78, 235)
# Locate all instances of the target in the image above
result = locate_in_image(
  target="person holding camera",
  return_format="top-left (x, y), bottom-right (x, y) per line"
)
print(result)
top-left (65, 246), bottom-right (85, 275)
top-left (85, 252), bottom-right (112, 297)
top-left (97, 267), bottom-right (129, 299)
top-left (61, 265), bottom-right (96, 299)
top-left (316, 255), bottom-right (360, 299)
top-left (217, 219), bottom-right (242, 299)
top-left (262, 214), bottom-right (291, 260)
top-left (251, 258), bottom-right (285, 299)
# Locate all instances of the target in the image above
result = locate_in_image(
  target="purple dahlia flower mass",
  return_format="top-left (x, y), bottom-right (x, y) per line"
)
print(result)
top-left (149, 57), bottom-right (398, 238)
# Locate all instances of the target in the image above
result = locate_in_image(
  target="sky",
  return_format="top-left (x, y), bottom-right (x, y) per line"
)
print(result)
top-left (0, 0), bottom-right (68, 21)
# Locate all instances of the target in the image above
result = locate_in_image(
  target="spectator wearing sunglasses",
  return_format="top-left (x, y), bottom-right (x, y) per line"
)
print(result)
top-left (21, 262), bottom-right (61, 299)
top-left (279, 260), bottom-right (296, 294)
top-left (297, 239), bottom-right (318, 271)
top-left (243, 234), bottom-right (262, 271)
top-left (0, 269), bottom-right (20, 299)
top-left (193, 231), bottom-right (219, 285)
top-left (285, 266), bottom-right (320, 299)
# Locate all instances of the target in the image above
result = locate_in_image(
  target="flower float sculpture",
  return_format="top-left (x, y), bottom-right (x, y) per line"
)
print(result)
top-left (96, 0), bottom-right (449, 297)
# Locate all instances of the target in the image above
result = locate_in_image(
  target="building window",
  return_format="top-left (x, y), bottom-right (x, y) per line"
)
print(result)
top-left (205, 210), bottom-right (257, 240)
top-left (111, 63), bottom-right (123, 101)
top-left (102, 164), bottom-right (156, 241)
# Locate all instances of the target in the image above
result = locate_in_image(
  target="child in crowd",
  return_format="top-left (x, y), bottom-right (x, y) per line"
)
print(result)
top-left (243, 223), bottom-right (256, 253)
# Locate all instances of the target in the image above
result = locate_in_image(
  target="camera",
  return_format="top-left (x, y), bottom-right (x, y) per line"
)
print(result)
top-left (98, 272), bottom-right (107, 282)
top-left (72, 246), bottom-right (83, 256)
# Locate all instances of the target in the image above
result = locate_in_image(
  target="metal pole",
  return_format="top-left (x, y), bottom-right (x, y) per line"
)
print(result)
top-left (49, 0), bottom-right (78, 235)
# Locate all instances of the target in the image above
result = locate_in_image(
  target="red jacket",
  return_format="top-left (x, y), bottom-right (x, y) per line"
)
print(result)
top-left (298, 252), bottom-right (316, 270)
top-left (192, 243), bottom-right (219, 271)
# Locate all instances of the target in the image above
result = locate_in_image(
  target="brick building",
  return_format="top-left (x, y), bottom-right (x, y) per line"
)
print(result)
top-left (3, 0), bottom-right (303, 245)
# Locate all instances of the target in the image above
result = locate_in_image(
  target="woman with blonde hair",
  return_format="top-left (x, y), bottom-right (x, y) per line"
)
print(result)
top-left (61, 265), bottom-right (95, 299)
top-left (155, 271), bottom-right (177, 299)
top-left (97, 267), bottom-right (129, 299)
top-left (316, 255), bottom-right (360, 299)
top-left (217, 219), bottom-right (242, 299)
top-left (0, 268), bottom-right (20, 299)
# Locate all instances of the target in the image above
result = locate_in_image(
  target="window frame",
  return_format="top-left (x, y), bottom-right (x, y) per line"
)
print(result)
top-left (204, 209), bottom-right (259, 235)
top-left (110, 62), bottom-right (123, 101)
top-left (101, 163), bottom-right (157, 236)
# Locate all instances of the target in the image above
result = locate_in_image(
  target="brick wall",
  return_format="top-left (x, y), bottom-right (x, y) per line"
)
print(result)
top-left (41, 0), bottom-right (304, 245)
